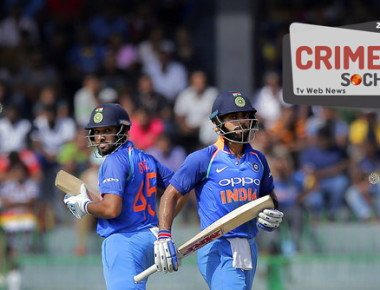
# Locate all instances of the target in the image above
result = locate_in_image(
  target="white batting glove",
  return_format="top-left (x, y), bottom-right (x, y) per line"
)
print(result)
top-left (257, 209), bottom-right (284, 232)
top-left (63, 184), bottom-right (92, 219)
top-left (154, 230), bottom-right (179, 273)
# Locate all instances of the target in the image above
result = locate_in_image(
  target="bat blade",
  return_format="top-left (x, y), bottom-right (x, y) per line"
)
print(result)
top-left (55, 170), bottom-right (101, 201)
top-left (133, 195), bottom-right (274, 283)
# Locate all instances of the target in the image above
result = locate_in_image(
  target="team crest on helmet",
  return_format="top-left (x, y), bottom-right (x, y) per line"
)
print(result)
top-left (232, 92), bottom-right (245, 107)
top-left (252, 162), bottom-right (260, 172)
top-left (93, 112), bottom-right (103, 123)
top-left (234, 96), bottom-right (245, 107)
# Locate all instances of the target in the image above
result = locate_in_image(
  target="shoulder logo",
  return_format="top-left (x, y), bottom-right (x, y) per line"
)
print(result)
top-left (252, 162), bottom-right (260, 172)
top-left (216, 166), bottom-right (228, 173)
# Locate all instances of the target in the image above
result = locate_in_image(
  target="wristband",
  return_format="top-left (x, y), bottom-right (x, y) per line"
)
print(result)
top-left (83, 200), bottom-right (92, 214)
top-left (158, 230), bottom-right (172, 240)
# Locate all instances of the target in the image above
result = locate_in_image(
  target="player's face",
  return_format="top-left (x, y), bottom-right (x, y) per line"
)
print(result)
top-left (221, 111), bottom-right (253, 142)
top-left (92, 126), bottom-right (118, 156)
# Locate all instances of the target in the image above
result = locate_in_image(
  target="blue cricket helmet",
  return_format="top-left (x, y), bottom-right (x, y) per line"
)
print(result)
top-left (85, 103), bottom-right (131, 130)
top-left (209, 91), bottom-right (256, 120)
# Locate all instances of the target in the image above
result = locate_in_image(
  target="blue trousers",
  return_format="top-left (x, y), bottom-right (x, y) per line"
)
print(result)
top-left (101, 229), bottom-right (156, 290)
top-left (197, 238), bottom-right (258, 290)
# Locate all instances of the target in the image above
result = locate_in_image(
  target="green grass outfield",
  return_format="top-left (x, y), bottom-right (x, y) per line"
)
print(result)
top-left (3, 219), bottom-right (380, 290)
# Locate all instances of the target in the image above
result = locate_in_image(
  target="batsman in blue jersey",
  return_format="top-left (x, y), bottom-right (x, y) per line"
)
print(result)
top-left (154, 91), bottom-right (284, 289)
top-left (63, 103), bottom-right (176, 289)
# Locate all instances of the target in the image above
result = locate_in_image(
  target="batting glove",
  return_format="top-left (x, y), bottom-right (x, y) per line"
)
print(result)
top-left (64, 184), bottom-right (92, 219)
top-left (257, 209), bottom-right (284, 232)
top-left (154, 230), bottom-right (179, 273)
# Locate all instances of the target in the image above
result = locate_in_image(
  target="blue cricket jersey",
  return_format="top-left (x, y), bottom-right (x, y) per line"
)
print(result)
top-left (170, 137), bottom-right (274, 239)
top-left (97, 141), bottom-right (174, 238)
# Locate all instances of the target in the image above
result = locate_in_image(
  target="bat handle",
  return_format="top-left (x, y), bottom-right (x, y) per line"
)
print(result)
top-left (134, 264), bottom-right (157, 284)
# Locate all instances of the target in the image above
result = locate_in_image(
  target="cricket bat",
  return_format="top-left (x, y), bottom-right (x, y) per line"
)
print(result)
top-left (134, 194), bottom-right (274, 283)
top-left (55, 170), bottom-right (101, 202)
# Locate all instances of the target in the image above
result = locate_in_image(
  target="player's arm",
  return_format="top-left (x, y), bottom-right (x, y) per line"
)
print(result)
top-left (154, 184), bottom-right (184, 273)
top-left (155, 155), bottom-right (191, 219)
top-left (160, 184), bottom-right (184, 230)
top-left (64, 184), bottom-right (123, 219)
top-left (86, 193), bottom-right (122, 219)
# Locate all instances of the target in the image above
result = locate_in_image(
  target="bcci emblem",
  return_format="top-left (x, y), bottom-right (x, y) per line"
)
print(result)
top-left (93, 112), bottom-right (103, 123)
top-left (252, 162), bottom-right (260, 172)
top-left (234, 96), bottom-right (245, 107)
top-left (232, 92), bottom-right (245, 107)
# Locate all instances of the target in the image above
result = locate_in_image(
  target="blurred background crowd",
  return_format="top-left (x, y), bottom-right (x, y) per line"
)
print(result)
top-left (0, 0), bottom-right (379, 289)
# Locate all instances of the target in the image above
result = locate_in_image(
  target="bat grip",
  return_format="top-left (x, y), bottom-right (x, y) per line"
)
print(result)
top-left (134, 264), bottom-right (157, 284)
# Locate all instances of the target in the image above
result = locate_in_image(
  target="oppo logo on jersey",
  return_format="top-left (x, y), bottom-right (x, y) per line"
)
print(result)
top-left (102, 178), bottom-right (120, 183)
top-left (219, 177), bottom-right (261, 187)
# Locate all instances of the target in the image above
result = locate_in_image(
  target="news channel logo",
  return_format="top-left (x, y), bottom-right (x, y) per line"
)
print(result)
top-left (283, 21), bottom-right (380, 109)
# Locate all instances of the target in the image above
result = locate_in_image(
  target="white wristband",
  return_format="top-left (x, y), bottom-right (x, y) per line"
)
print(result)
top-left (83, 200), bottom-right (92, 214)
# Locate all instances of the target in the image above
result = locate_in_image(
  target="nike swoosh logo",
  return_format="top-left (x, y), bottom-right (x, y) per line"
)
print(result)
top-left (216, 166), bottom-right (228, 173)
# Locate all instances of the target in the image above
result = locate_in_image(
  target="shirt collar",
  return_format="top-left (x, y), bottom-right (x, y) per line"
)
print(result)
top-left (213, 136), bottom-right (253, 154)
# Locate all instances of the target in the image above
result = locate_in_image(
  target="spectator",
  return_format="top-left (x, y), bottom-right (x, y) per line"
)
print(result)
top-left (299, 125), bottom-right (350, 221)
top-left (0, 154), bottom-right (39, 251)
top-left (143, 41), bottom-right (188, 103)
top-left (174, 26), bottom-right (195, 70)
top-left (306, 107), bottom-right (349, 149)
top-left (106, 32), bottom-right (138, 70)
top-left (0, 150), bottom-right (42, 184)
top-left (73, 74), bottom-right (102, 127)
top-left (16, 47), bottom-right (59, 103)
top-left (31, 103), bottom-right (76, 222)
top-left (31, 104), bottom-right (76, 165)
top-left (349, 111), bottom-right (380, 162)
top-left (138, 27), bottom-right (165, 67)
top-left (129, 106), bottom-right (164, 150)
top-left (146, 133), bottom-right (186, 172)
top-left (0, 154), bottom-right (39, 290)
top-left (0, 3), bottom-right (39, 47)
top-left (253, 71), bottom-right (287, 130)
top-left (131, 74), bottom-right (170, 119)
top-left (346, 139), bottom-right (380, 221)
top-left (57, 128), bottom-right (91, 178)
top-left (269, 148), bottom-right (307, 254)
top-left (174, 70), bottom-right (218, 152)
top-left (66, 26), bottom-right (105, 78)
top-left (98, 50), bottom-right (126, 91)
top-left (0, 103), bottom-right (32, 155)
top-left (267, 106), bottom-right (307, 166)
top-left (33, 85), bottom-right (70, 119)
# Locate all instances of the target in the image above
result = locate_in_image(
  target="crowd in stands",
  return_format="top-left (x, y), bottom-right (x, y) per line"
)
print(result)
top-left (0, 0), bottom-right (379, 266)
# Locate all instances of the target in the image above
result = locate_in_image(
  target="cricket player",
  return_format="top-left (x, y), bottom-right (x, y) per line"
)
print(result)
top-left (154, 91), bottom-right (284, 289)
top-left (63, 103), bottom-right (176, 289)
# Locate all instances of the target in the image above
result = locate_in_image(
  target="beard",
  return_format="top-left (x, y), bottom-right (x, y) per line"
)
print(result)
top-left (222, 125), bottom-right (250, 143)
top-left (97, 143), bottom-right (117, 156)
